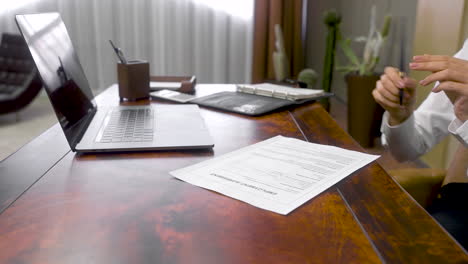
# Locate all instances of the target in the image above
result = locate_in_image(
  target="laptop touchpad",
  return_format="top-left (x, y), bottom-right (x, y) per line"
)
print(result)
top-left (155, 104), bottom-right (207, 131)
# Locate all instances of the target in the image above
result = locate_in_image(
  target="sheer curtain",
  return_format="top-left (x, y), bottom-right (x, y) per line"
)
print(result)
top-left (1, 0), bottom-right (254, 92)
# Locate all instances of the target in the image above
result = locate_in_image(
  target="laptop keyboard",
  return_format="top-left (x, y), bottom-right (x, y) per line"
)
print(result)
top-left (97, 108), bottom-right (154, 143)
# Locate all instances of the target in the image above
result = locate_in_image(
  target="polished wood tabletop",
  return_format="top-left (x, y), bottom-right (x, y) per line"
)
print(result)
top-left (0, 84), bottom-right (466, 263)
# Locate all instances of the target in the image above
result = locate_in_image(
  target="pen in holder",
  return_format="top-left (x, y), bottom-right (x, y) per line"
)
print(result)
top-left (117, 60), bottom-right (150, 101)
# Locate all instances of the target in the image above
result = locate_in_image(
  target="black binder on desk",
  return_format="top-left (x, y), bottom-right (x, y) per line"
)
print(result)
top-left (190, 91), bottom-right (333, 116)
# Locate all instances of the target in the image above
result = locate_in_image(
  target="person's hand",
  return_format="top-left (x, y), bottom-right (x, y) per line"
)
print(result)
top-left (452, 96), bottom-right (468, 121)
top-left (372, 67), bottom-right (418, 125)
top-left (410, 55), bottom-right (468, 121)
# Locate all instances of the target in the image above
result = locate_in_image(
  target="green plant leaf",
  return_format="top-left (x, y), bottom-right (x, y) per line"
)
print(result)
top-left (380, 15), bottom-right (392, 38)
top-left (367, 56), bottom-right (379, 74)
top-left (339, 38), bottom-right (360, 67)
top-left (360, 56), bottom-right (379, 75)
top-left (336, 65), bottom-right (359, 74)
top-left (359, 63), bottom-right (366, 76)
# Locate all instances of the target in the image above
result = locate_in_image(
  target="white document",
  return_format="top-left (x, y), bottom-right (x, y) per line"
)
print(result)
top-left (170, 136), bottom-right (379, 215)
top-left (237, 83), bottom-right (324, 101)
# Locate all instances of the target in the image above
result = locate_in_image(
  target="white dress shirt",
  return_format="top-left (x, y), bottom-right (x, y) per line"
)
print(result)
top-left (380, 40), bottom-right (468, 178)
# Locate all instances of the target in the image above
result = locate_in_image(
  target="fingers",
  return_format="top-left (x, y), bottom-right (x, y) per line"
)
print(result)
top-left (402, 76), bottom-right (418, 94)
top-left (373, 68), bottom-right (416, 125)
top-left (411, 55), bottom-right (452, 72)
top-left (420, 68), bottom-right (467, 86)
top-left (376, 80), bottom-right (399, 103)
top-left (410, 60), bottom-right (449, 72)
top-left (412, 55), bottom-right (451, 62)
top-left (403, 77), bottom-right (418, 90)
top-left (380, 74), bottom-right (400, 97)
top-left (434, 81), bottom-right (468, 95)
top-left (411, 55), bottom-right (468, 85)
top-left (453, 96), bottom-right (468, 121)
top-left (411, 54), bottom-right (468, 121)
top-left (375, 67), bottom-right (418, 106)
top-left (413, 55), bottom-right (467, 64)
top-left (384, 67), bottom-right (405, 89)
top-left (382, 67), bottom-right (417, 90)
top-left (433, 81), bottom-right (468, 105)
top-left (372, 84), bottom-right (400, 110)
top-left (419, 69), bottom-right (450, 86)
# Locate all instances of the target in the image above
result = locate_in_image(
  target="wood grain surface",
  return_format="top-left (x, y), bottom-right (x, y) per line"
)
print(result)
top-left (0, 124), bottom-right (70, 214)
top-left (292, 104), bottom-right (468, 263)
top-left (0, 85), bottom-right (466, 264)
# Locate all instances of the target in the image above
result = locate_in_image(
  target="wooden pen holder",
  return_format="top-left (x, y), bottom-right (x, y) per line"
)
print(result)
top-left (117, 60), bottom-right (150, 101)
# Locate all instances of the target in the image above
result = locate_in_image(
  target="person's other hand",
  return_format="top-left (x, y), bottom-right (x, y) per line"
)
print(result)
top-left (452, 96), bottom-right (468, 121)
top-left (436, 84), bottom-right (468, 122)
top-left (410, 55), bottom-right (468, 121)
top-left (372, 67), bottom-right (418, 125)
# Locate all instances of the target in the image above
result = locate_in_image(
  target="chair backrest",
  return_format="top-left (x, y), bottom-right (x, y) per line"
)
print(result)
top-left (0, 33), bottom-right (42, 114)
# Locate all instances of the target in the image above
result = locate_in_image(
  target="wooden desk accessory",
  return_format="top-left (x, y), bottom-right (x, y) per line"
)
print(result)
top-left (150, 75), bottom-right (196, 94)
top-left (117, 61), bottom-right (150, 101)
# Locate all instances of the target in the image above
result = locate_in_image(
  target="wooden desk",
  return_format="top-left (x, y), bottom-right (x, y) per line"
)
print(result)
top-left (0, 85), bottom-right (466, 263)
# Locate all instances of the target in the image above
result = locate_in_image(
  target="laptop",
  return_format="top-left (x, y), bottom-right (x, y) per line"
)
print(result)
top-left (16, 13), bottom-right (214, 153)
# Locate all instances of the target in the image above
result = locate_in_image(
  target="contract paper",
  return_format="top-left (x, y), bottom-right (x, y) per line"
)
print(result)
top-left (170, 136), bottom-right (379, 215)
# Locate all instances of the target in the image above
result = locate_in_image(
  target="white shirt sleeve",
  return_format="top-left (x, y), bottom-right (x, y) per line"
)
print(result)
top-left (381, 91), bottom-right (455, 162)
top-left (381, 39), bottom-right (468, 162)
top-left (448, 119), bottom-right (468, 147)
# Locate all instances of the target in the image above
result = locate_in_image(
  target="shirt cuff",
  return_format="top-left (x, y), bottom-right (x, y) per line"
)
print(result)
top-left (381, 112), bottom-right (415, 139)
top-left (448, 118), bottom-right (468, 147)
top-left (380, 112), bottom-right (428, 161)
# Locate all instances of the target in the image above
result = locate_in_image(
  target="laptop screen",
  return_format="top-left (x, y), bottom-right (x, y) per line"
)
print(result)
top-left (16, 13), bottom-right (96, 149)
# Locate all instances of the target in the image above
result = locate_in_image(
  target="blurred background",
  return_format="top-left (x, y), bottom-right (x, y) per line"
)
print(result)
top-left (0, 0), bottom-right (465, 173)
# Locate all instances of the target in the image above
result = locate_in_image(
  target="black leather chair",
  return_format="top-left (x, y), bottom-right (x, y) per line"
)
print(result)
top-left (0, 33), bottom-right (42, 115)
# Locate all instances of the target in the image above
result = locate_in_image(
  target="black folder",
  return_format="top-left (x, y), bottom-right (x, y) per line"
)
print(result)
top-left (190, 91), bottom-right (333, 116)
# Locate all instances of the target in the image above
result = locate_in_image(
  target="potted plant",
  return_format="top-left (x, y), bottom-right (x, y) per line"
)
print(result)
top-left (337, 5), bottom-right (391, 147)
top-left (321, 10), bottom-right (342, 112)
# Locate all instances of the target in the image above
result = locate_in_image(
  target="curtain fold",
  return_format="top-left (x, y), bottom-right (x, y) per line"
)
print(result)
top-left (0, 0), bottom-right (254, 92)
top-left (252, 0), bottom-right (304, 83)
